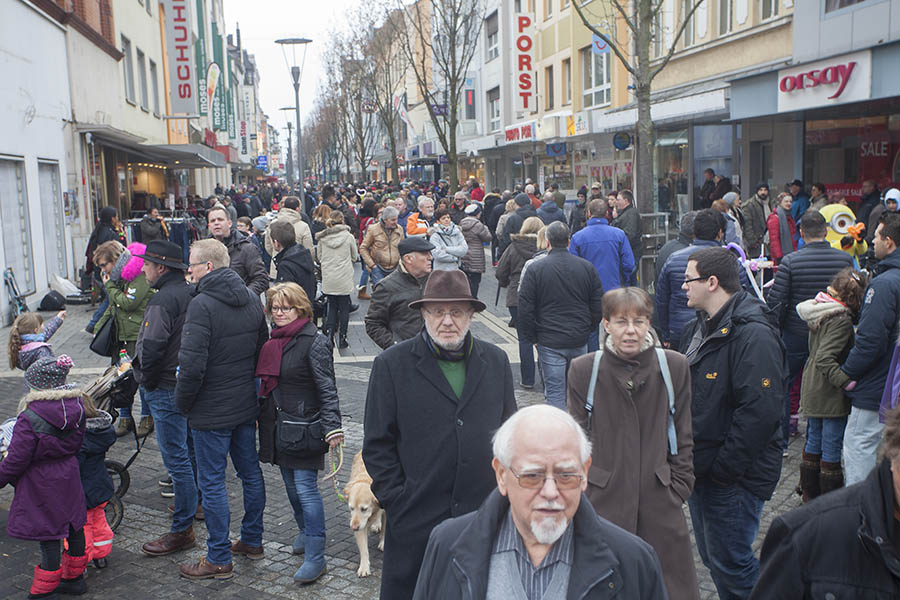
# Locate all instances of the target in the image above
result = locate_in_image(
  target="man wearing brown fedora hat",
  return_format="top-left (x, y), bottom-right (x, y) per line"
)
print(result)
top-left (363, 269), bottom-right (518, 600)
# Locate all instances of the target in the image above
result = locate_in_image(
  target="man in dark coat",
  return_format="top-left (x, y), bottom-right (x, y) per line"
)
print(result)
top-left (749, 420), bottom-right (900, 599)
top-left (175, 239), bottom-right (269, 580)
top-left (857, 179), bottom-right (881, 231)
top-left (679, 247), bottom-right (785, 599)
top-left (766, 211), bottom-right (853, 454)
top-left (536, 192), bottom-right (567, 225)
top-left (134, 240), bottom-right (200, 557)
top-left (364, 237), bottom-right (433, 349)
top-left (696, 168), bottom-right (716, 210)
top-left (269, 220), bottom-right (317, 308)
top-left (655, 211), bottom-right (695, 281)
top-left (413, 405), bottom-right (666, 600)
top-left (363, 270), bottom-right (517, 600)
top-left (207, 205), bottom-right (269, 296)
top-left (742, 183), bottom-right (771, 258)
top-left (611, 189), bottom-right (642, 266)
top-left (499, 193), bottom-right (537, 256)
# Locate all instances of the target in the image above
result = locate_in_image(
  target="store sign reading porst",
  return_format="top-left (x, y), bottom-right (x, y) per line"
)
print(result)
top-left (776, 50), bottom-right (871, 113)
top-left (513, 13), bottom-right (535, 112)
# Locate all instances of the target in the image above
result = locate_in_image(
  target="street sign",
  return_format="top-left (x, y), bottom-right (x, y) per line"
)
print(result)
top-left (592, 34), bottom-right (610, 55)
top-left (257, 155), bottom-right (268, 169)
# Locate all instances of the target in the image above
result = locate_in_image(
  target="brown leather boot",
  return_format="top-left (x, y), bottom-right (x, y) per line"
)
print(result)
top-left (799, 451), bottom-right (821, 503)
top-left (179, 557), bottom-right (233, 580)
top-left (231, 540), bottom-right (265, 560)
top-left (820, 461), bottom-right (844, 496)
top-left (141, 528), bottom-right (196, 556)
top-left (357, 287), bottom-right (371, 300)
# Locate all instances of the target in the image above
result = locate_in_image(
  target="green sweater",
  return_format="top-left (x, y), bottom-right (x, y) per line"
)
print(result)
top-left (95, 274), bottom-right (155, 342)
top-left (437, 359), bottom-right (466, 399)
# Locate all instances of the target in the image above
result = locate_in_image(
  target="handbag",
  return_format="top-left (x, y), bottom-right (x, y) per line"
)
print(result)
top-left (275, 408), bottom-right (328, 458)
top-left (89, 311), bottom-right (118, 357)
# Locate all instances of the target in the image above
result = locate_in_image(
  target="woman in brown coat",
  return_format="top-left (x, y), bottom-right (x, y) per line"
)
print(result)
top-left (567, 287), bottom-right (698, 600)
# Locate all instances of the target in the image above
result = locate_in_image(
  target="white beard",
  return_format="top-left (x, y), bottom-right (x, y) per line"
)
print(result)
top-left (530, 514), bottom-right (569, 545)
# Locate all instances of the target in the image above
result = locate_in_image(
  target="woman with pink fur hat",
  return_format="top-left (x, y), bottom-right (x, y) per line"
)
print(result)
top-left (92, 240), bottom-right (156, 436)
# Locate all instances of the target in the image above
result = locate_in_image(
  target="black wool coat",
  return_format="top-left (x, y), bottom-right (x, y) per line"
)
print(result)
top-left (362, 333), bottom-right (517, 600)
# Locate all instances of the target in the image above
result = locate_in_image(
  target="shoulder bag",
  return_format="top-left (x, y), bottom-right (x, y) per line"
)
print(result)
top-left (273, 388), bottom-right (328, 458)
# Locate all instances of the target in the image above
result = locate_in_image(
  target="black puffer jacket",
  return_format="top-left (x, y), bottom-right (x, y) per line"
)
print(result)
top-left (494, 233), bottom-right (537, 307)
top-left (750, 459), bottom-right (900, 599)
top-left (499, 204), bottom-right (537, 256)
top-left (175, 267), bottom-right (268, 430)
top-left (220, 230), bottom-right (269, 296)
top-left (274, 243), bottom-right (317, 307)
top-left (258, 321), bottom-right (341, 471)
top-left (364, 266), bottom-right (427, 349)
top-left (78, 410), bottom-right (116, 509)
top-left (766, 240), bottom-right (854, 338)
top-left (679, 291), bottom-right (786, 500)
top-left (517, 248), bottom-right (604, 348)
top-left (135, 270), bottom-right (194, 390)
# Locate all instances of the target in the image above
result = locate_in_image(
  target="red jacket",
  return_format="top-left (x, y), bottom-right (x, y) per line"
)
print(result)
top-left (766, 211), bottom-right (797, 263)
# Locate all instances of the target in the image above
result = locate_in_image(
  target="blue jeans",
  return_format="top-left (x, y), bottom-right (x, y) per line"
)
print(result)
top-left (143, 386), bottom-right (197, 532)
top-left (119, 385), bottom-right (150, 420)
top-left (88, 295), bottom-right (108, 329)
top-left (369, 265), bottom-right (394, 287)
top-left (843, 406), bottom-right (884, 485)
top-left (689, 481), bottom-right (765, 600)
top-left (536, 344), bottom-right (587, 409)
top-left (279, 467), bottom-right (326, 538)
top-left (782, 331), bottom-right (808, 448)
top-left (805, 416), bottom-right (847, 463)
top-left (508, 306), bottom-right (535, 386)
top-left (358, 264), bottom-right (369, 288)
top-left (192, 421), bottom-right (266, 565)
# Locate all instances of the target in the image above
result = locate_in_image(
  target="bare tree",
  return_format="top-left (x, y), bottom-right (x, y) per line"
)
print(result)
top-left (391, 0), bottom-right (483, 193)
top-left (573, 0), bottom-right (704, 213)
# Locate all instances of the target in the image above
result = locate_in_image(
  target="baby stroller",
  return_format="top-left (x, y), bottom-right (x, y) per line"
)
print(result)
top-left (83, 365), bottom-right (147, 532)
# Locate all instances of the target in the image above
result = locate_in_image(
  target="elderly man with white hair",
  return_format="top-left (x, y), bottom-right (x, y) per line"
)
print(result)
top-left (359, 205), bottom-right (404, 287)
top-left (413, 405), bottom-right (668, 600)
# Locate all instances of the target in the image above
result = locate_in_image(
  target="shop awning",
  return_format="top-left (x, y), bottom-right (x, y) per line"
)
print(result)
top-left (590, 80), bottom-right (730, 133)
top-left (149, 144), bottom-right (226, 168)
top-left (75, 124), bottom-right (225, 168)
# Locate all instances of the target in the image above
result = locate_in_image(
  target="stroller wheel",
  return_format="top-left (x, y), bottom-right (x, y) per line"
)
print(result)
top-left (106, 460), bottom-right (130, 498)
top-left (93, 558), bottom-right (108, 569)
top-left (105, 494), bottom-right (124, 532)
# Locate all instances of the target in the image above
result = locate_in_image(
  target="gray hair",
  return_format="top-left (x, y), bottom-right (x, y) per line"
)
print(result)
top-left (525, 184), bottom-right (535, 194)
top-left (492, 405), bottom-right (591, 467)
top-left (417, 196), bottom-right (434, 210)
top-left (190, 238), bottom-right (230, 269)
top-left (381, 205), bottom-right (399, 221)
top-left (543, 192), bottom-right (554, 202)
top-left (545, 221), bottom-right (570, 248)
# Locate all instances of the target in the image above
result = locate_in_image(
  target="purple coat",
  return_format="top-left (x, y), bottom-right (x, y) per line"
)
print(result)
top-left (0, 389), bottom-right (86, 541)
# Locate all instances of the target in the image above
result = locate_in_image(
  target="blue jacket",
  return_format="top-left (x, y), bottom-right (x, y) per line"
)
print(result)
top-left (655, 240), bottom-right (753, 344)
top-left (536, 200), bottom-right (567, 226)
top-left (841, 249), bottom-right (900, 411)
top-left (791, 193), bottom-right (810, 222)
top-left (569, 218), bottom-right (635, 292)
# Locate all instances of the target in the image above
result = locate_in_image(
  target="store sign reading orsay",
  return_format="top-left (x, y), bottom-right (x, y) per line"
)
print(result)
top-left (776, 50), bottom-right (871, 113)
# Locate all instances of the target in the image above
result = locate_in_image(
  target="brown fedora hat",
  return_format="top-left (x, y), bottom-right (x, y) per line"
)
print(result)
top-left (408, 270), bottom-right (486, 312)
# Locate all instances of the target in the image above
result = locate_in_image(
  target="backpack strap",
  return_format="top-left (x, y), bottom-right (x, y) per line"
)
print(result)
top-left (655, 347), bottom-right (678, 455)
top-left (584, 348), bottom-right (603, 433)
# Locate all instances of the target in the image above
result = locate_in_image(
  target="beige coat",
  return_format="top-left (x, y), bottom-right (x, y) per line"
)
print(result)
top-left (315, 224), bottom-right (358, 296)
top-left (567, 336), bottom-right (699, 600)
top-left (265, 207), bottom-right (314, 278)
top-left (360, 222), bottom-right (403, 271)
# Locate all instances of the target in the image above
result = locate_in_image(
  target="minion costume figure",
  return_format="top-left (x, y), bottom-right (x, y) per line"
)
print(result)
top-left (819, 203), bottom-right (867, 268)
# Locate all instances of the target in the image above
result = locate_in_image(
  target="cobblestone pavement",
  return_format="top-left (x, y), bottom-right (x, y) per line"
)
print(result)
top-left (0, 261), bottom-right (805, 599)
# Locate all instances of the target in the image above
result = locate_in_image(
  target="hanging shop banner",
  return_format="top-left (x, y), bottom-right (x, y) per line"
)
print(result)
top-left (239, 120), bottom-right (249, 160)
top-left (195, 0), bottom-right (208, 115)
top-left (211, 22), bottom-right (226, 131)
top-left (206, 62), bottom-right (221, 133)
top-left (227, 67), bottom-right (237, 139)
top-left (591, 33), bottom-right (610, 55)
top-left (513, 12), bottom-right (535, 112)
top-left (163, 0), bottom-right (196, 114)
top-left (393, 94), bottom-right (416, 133)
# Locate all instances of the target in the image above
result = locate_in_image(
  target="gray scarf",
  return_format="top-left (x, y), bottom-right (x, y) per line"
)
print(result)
top-left (777, 206), bottom-right (794, 259)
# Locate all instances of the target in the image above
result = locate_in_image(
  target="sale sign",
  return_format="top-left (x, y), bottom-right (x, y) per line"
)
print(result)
top-left (513, 12), bottom-right (535, 112)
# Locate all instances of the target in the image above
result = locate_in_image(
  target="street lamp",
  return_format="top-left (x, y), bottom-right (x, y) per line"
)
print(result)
top-left (279, 107), bottom-right (295, 186)
top-left (275, 37), bottom-right (312, 207)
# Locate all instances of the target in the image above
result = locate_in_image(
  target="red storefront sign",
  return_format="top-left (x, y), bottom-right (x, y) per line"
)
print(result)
top-left (779, 61), bottom-right (857, 100)
top-left (514, 13), bottom-right (534, 111)
top-left (505, 122), bottom-right (535, 143)
top-left (204, 128), bottom-right (217, 148)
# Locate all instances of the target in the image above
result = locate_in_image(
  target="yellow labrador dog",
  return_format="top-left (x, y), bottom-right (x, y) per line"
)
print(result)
top-left (345, 451), bottom-right (386, 577)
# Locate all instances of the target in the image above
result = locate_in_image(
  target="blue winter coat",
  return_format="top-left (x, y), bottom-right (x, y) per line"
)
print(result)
top-left (654, 240), bottom-right (753, 344)
top-left (569, 218), bottom-right (635, 292)
top-left (78, 410), bottom-right (116, 509)
top-left (0, 390), bottom-right (86, 541)
top-left (842, 249), bottom-right (900, 411)
top-left (536, 200), bottom-right (566, 226)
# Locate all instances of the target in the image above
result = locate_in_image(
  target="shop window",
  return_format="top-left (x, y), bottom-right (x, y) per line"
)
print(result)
top-left (488, 87), bottom-right (501, 132)
top-left (562, 58), bottom-right (571, 105)
top-left (581, 47), bottom-right (611, 108)
top-left (719, 0), bottom-right (732, 35)
top-left (693, 124), bottom-right (733, 205)
top-left (761, 0), bottom-right (778, 20)
top-left (121, 36), bottom-right (135, 103)
top-left (545, 66), bottom-right (554, 110)
top-left (485, 12), bottom-right (499, 61)
top-left (654, 129), bottom-right (690, 216)
top-left (683, 0), bottom-right (695, 47)
top-left (149, 59), bottom-right (160, 116)
top-left (825, 0), bottom-right (868, 12)
top-left (38, 162), bottom-right (67, 279)
top-left (0, 159), bottom-right (35, 298)
top-left (464, 89), bottom-right (476, 120)
top-left (137, 48), bottom-right (149, 110)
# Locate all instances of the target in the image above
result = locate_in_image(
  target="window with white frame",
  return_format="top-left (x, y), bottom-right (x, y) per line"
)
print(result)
top-left (581, 47), bottom-right (611, 108)
top-left (488, 87), bottom-right (500, 131)
top-left (683, 0), bottom-right (696, 47)
top-left (0, 159), bottom-right (35, 297)
top-left (486, 11), bottom-right (499, 61)
top-left (545, 0), bottom-right (553, 19)
top-left (719, 0), bottom-right (732, 35)
top-left (545, 66), bottom-right (554, 109)
top-left (762, 0), bottom-right (778, 19)
top-left (149, 59), bottom-right (160, 116)
top-left (826, 0), bottom-right (869, 11)
top-left (562, 58), bottom-right (571, 104)
top-left (652, 7), bottom-right (664, 57)
top-left (38, 161), bottom-right (67, 279)
top-left (121, 36), bottom-right (135, 103)
top-left (137, 48), bottom-right (149, 110)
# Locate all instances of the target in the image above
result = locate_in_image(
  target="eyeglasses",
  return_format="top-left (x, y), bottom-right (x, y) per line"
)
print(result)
top-left (423, 308), bottom-right (471, 320)
top-left (608, 317), bottom-right (650, 329)
top-left (683, 276), bottom-right (709, 285)
top-left (271, 306), bottom-right (297, 314)
top-left (508, 467), bottom-right (584, 490)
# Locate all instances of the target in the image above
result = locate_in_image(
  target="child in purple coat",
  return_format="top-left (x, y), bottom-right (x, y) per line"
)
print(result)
top-left (0, 355), bottom-right (89, 598)
top-left (7, 311), bottom-right (67, 372)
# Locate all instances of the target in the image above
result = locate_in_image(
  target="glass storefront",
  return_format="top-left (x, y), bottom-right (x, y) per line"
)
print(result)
top-left (693, 124), bottom-right (734, 201)
top-left (540, 154), bottom-right (574, 191)
top-left (654, 129), bottom-right (690, 218)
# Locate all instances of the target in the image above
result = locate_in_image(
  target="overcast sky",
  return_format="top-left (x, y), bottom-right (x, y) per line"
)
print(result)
top-left (222, 0), bottom-right (358, 143)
